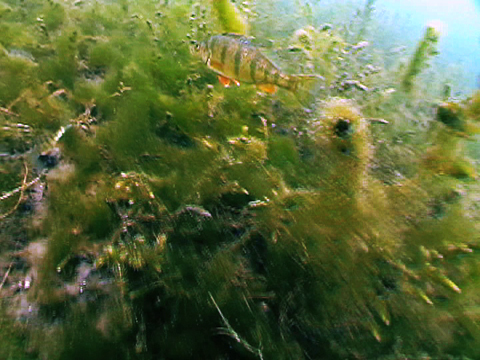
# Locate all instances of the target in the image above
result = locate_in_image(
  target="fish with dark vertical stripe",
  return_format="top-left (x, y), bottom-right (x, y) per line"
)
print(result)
top-left (191, 34), bottom-right (323, 106)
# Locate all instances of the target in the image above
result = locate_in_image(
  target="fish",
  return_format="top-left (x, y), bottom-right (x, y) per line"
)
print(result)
top-left (191, 34), bottom-right (323, 105)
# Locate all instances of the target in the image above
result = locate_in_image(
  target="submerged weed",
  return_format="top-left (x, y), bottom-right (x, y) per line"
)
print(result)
top-left (0, 1), bottom-right (479, 359)
top-left (402, 25), bottom-right (440, 92)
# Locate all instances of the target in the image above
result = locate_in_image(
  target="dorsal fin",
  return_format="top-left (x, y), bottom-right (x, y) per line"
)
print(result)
top-left (222, 33), bottom-right (253, 45)
top-left (222, 32), bottom-right (248, 38)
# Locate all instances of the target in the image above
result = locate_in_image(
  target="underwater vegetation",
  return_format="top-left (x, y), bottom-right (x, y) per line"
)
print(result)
top-left (211, 0), bottom-right (248, 35)
top-left (401, 24), bottom-right (440, 92)
top-left (1, 0), bottom-right (480, 359)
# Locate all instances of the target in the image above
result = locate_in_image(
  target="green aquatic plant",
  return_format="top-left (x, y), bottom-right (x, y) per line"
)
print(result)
top-left (402, 25), bottom-right (441, 92)
top-left (1, 0), bottom-right (480, 359)
top-left (0, 300), bottom-right (36, 360)
top-left (0, 1), bottom-right (12, 17)
top-left (436, 101), bottom-right (467, 132)
top-left (41, 0), bottom-right (66, 32)
top-left (211, 0), bottom-right (248, 35)
top-left (289, 25), bottom-right (345, 82)
top-left (420, 103), bottom-right (478, 179)
top-left (423, 139), bottom-right (476, 179)
top-left (465, 91), bottom-right (480, 121)
top-left (0, 52), bottom-right (38, 105)
top-left (312, 98), bottom-right (371, 193)
top-left (356, 0), bottom-right (377, 43)
top-left (287, 23), bottom-right (381, 101)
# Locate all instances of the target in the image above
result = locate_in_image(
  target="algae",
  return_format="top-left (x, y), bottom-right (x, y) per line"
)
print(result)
top-left (211, 0), bottom-right (248, 35)
top-left (402, 25), bottom-right (441, 92)
top-left (0, 0), bottom-right (480, 359)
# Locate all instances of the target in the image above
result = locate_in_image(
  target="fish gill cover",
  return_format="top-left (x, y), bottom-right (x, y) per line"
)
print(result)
top-left (0, 0), bottom-right (480, 359)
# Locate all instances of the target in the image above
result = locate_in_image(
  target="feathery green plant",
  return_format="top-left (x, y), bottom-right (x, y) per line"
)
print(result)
top-left (402, 25), bottom-right (441, 92)
top-left (0, 1), bottom-right (479, 359)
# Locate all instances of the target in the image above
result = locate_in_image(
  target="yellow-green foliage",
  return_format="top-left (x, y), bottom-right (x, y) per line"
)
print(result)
top-left (436, 101), bottom-right (480, 136)
top-left (313, 98), bottom-right (370, 192)
top-left (424, 126), bottom-right (477, 179)
top-left (227, 133), bottom-right (268, 163)
top-left (402, 25), bottom-right (440, 91)
top-left (0, 53), bottom-right (37, 105)
top-left (436, 101), bottom-right (467, 132)
top-left (6, 86), bottom-right (72, 131)
top-left (356, 0), bottom-right (376, 42)
top-left (466, 91), bottom-right (480, 121)
top-left (0, 160), bottom-right (27, 216)
top-left (424, 146), bottom-right (476, 179)
top-left (42, 1), bottom-right (66, 32)
top-left (211, 0), bottom-right (248, 35)
top-left (0, 301), bottom-right (34, 360)
top-left (290, 26), bottom-right (347, 82)
top-left (0, 1), bottom-right (12, 17)
top-left (316, 98), bottom-right (368, 155)
top-left (1, 0), bottom-right (480, 359)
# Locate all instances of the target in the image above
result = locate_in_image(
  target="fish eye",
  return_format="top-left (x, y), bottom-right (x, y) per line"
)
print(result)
top-left (189, 40), bottom-right (200, 51)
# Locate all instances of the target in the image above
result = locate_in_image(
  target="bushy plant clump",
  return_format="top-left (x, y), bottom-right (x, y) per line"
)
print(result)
top-left (0, 1), bottom-right (479, 359)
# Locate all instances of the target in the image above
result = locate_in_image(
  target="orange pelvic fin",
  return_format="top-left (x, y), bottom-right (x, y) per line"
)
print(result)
top-left (257, 83), bottom-right (277, 94)
top-left (218, 75), bottom-right (232, 87)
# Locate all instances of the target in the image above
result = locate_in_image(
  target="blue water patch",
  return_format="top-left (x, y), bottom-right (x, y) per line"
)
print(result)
top-left (379, 0), bottom-right (480, 89)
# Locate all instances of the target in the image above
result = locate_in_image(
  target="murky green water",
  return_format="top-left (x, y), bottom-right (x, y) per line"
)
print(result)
top-left (1, 1), bottom-right (480, 359)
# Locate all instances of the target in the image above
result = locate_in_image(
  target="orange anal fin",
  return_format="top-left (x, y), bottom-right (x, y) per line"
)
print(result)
top-left (257, 83), bottom-right (277, 94)
top-left (218, 75), bottom-right (232, 87)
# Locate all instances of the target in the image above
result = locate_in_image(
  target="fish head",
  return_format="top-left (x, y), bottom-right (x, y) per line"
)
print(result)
top-left (190, 40), bottom-right (209, 63)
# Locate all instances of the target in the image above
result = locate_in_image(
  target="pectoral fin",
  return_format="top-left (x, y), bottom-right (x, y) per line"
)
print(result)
top-left (257, 83), bottom-right (277, 94)
top-left (218, 75), bottom-right (240, 88)
top-left (218, 75), bottom-right (232, 87)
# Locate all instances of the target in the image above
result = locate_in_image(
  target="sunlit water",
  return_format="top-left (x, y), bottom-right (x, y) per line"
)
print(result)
top-left (379, 0), bottom-right (480, 90)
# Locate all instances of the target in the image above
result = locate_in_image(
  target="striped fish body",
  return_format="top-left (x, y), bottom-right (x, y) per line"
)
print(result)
top-left (197, 34), bottom-right (300, 92)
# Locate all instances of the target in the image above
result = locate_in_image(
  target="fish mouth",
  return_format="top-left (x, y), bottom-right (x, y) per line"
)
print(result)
top-left (188, 40), bottom-right (199, 55)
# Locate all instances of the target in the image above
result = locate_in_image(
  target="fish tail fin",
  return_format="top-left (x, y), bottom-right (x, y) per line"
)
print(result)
top-left (289, 74), bottom-right (325, 108)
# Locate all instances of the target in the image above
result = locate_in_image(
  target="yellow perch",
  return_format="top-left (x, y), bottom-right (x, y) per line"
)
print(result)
top-left (192, 34), bottom-right (322, 101)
